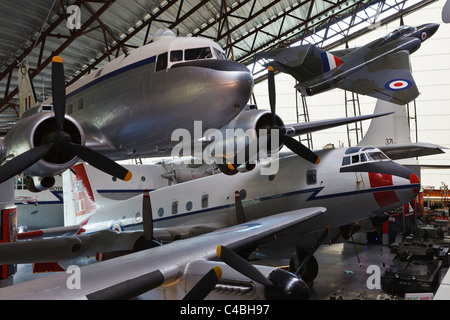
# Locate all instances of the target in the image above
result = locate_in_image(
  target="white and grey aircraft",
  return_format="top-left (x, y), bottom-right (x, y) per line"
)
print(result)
top-left (0, 65), bottom-right (444, 300)
top-left (0, 124), bottom-right (425, 300)
top-left (0, 142), bottom-right (422, 300)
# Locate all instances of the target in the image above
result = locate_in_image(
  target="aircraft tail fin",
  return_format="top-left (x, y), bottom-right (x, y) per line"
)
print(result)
top-left (255, 44), bottom-right (342, 83)
top-left (62, 163), bottom-right (116, 226)
top-left (18, 62), bottom-right (37, 118)
top-left (357, 100), bottom-right (446, 160)
top-left (358, 99), bottom-right (411, 147)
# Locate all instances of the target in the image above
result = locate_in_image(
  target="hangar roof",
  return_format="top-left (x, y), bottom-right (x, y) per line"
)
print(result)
top-left (0, 0), bottom-right (437, 134)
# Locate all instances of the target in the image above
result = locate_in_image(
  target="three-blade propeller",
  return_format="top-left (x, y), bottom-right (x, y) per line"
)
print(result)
top-left (230, 66), bottom-right (320, 169)
top-left (0, 56), bottom-right (132, 184)
top-left (265, 66), bottom-right (321, 164)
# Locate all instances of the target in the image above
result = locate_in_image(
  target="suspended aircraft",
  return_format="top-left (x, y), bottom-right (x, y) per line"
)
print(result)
top-left (0, 30), bottom-right (254, 190)
top-left (255, 23), bottom-right (439, 105)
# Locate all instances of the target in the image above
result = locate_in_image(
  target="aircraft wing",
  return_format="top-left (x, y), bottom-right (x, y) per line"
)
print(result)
top-left (18, 225), bottom-right (82, 240)
top-left (0, 220), bottom-right (232, 265)
top-left (0, 207), bottom-right (325, 300)
top-left (341, 51), bottom-right (419, 105)
top-left (283, 112), bottom-right (391, 137)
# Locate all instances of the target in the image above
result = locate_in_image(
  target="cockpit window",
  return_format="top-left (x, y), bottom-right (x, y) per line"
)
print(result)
top-left (342, 149), bottom-right (388, 167)
top-left (360, 153), bottom-right (368, 162)
top-left (170, 50), bottom-right (183, 62)
top-left (156, 52), bottom-right (168, 72)
top-left (385, 26), bottom-right (417, 41)
top-left (367, 151), bottom-right (388, 161)
top-left (213, 48), bottom-right (227, 60)
top-left (185, 47), bottom-right (212, 61)
top-left (342, 156), bottom-right (350, 166)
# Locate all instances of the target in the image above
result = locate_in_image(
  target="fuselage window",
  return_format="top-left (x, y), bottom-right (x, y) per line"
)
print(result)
top-left (156, 52), bottom-right (168, 72)
top-left (170, 50), bottom-right (183, 62)
top-left (201, 194), bottom-right (209, 208)
top-left (185, 47), bottom-right (212, 61)
top-left (78, 98), bottom-right (83, 111)
top-left (306, 169), bottom-right (317, 185)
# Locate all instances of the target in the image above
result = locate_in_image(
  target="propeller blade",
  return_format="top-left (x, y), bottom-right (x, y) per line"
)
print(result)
top-left (267, 66), bottom-right (276, 124)
top-left (51, 56), bottom-right (66, 132)
top-left (234, 191), bottom-right (246, 224)
top-left (183, 267), bottom-right (222, 300)
top-left (295, 226), bottom-right (330, 276)
top-left (0, 143), bottom-right (53, 184)
top-left (68, 143), bottom-right (132, 181)
top-left (280, 135), bottom-right (320, 164)
top-left (142, 190), bottom-right (153, 241)
top-left (217, 245), bottom-right (274, 287)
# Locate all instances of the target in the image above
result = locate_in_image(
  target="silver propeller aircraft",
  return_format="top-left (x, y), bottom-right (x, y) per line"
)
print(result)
top-left (0, 30), bottom-right (396, 190)
top-left (255, 23), bottom-right (439, 105)
top-left (0, 31), bottom-right (254, 190)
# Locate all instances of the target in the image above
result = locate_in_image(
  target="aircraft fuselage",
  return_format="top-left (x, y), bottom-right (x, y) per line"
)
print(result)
top-left (301, 23), bottom-right (439, 96)
top-left (46, 34), bottom-right (254, 161)
top-left (83, 147), bottom-right (420, 256)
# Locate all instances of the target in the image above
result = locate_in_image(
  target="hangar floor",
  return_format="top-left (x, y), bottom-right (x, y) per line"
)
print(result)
top-left (3, 234), bottom-right (449, 300)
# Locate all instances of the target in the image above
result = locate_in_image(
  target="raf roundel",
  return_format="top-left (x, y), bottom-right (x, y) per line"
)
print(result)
top-left (385, 79), bottom-right (412, 91)
top-left (421, 31), bottom-right (428, 41)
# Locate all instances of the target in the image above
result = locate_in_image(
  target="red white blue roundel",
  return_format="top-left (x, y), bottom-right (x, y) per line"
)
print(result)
top-left (421, 31), bottom-right (428, 41)
top-left (385, 79), bottom-right (413, 91)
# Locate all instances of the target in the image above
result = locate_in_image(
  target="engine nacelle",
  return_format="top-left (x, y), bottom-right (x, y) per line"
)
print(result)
top-left (3, 110), bottom-right (85, 178)
top-left (204, 108), bottom-right (284, 174)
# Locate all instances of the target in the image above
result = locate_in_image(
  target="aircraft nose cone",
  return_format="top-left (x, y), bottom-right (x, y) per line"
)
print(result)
top-left (417, 23), bottom-right (440, 38)
top-left (426, 23), bottom-right (439, 37)
top-left (410, 173), bottom-right (420, 194)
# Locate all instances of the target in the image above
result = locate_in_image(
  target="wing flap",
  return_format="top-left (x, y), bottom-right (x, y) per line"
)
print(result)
top-left (341, 51), bottom-right (419, 105)
top-left (0, 207), bottom-right (325, 299)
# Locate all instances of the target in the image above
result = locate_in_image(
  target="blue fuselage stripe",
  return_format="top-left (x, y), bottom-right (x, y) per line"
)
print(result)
top-left (67, 56), bottom-right (157, 100)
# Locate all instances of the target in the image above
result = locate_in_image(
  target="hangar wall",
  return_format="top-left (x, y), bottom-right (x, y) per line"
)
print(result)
top-left (253, 0), bottom-right (450, 189)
